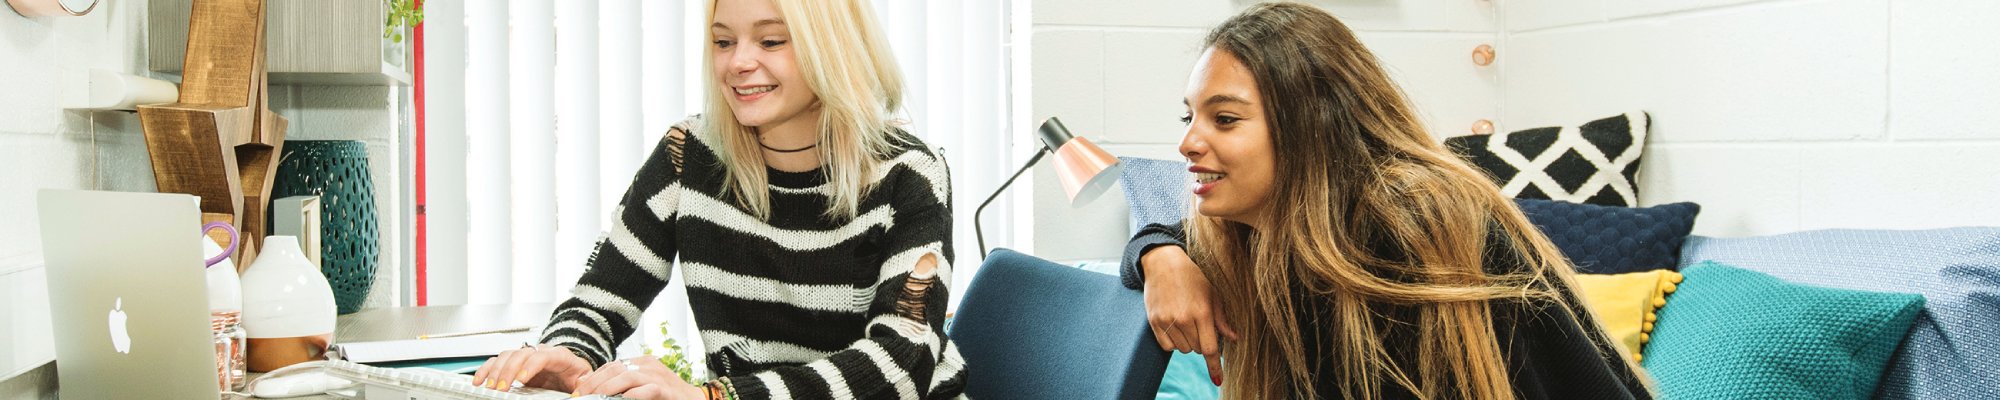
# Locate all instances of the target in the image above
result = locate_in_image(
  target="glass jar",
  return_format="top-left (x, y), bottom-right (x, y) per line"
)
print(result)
top-left (212, 310), bottom-right (247, 392)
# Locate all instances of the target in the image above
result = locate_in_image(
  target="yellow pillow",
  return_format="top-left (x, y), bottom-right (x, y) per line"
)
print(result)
top-left (1572, 270), bottom-right (1683, 362)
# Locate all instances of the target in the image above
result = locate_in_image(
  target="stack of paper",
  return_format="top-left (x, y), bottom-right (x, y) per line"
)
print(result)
top-left (330, 332), bottom-right (537, 364)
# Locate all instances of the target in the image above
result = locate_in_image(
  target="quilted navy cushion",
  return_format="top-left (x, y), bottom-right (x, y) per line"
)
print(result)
top-left (1679, 228), bottom-right (2000, 399)
top-left (1513, 198), bottom-right (1700, 274)
top-left (1117, 157), bottom-right (1191, 237)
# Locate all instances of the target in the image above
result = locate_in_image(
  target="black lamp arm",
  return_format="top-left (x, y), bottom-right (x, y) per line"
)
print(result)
top-left (974, 147), bottom-right (1050, 259)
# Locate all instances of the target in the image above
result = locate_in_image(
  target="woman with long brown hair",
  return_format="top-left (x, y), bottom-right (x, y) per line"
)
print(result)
top-left (1121, 3), bottom-right (1651, 399)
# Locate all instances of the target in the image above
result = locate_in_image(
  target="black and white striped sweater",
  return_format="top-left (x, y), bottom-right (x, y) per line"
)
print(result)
top-left (539, 116), bottom-right (967, 399)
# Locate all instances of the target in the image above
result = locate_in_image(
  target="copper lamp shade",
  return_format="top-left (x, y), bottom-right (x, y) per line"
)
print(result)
top-left (975, 117), bottom-right (1123, 257)
top-left (1039, 119), bottom-right (1123, 205)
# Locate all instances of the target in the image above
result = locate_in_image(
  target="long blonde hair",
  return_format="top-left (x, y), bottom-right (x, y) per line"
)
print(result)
top-left (702, 0), bottom-right (906, 221)
top-left (1187, 4), bottom-right (1633, 399)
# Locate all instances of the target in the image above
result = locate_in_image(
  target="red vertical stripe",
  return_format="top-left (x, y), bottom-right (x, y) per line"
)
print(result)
top-left (412, 0), bottom-right (429, 306)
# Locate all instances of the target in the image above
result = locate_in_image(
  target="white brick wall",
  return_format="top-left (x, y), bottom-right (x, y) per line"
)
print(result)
top-left (2, 2), bottom-right (407, 384)
top-left (1502, 0), bottom-right (2000, 236)
top-left (1, 1), bottom-right (156, 381)
top-left (1028, 0), bottom-right (2000, 261)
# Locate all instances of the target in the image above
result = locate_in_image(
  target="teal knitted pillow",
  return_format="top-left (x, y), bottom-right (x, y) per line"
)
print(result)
top-left (1643, 262), bottom-right (1925, 399)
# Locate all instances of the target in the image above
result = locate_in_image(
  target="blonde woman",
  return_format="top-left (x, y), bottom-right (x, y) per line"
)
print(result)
top-left (473, 0), bottom-right (963, 398)
top-left (1122, 3), bottom-right (1650, 399)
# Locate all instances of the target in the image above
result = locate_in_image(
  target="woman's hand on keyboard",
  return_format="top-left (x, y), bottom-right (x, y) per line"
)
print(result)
top-left (473, 343), bottom-right (592, 392)
top-left (572, 356), bottom-right (706, 400)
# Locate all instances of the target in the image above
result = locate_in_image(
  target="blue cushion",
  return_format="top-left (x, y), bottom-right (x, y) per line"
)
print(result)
top-left (1513, 198), bottom-right (1700, 274)
top-left (951, 249), bottom-right (1169, 399)
top-left (1678, 228), bottom-right (2000, 399)
top-left (1644, 262), bottom-right (1925, 399)
top-left (1156, 353), bottom-right (1221, 400)
top-left (1117, 157), bottom-right (1191, 237)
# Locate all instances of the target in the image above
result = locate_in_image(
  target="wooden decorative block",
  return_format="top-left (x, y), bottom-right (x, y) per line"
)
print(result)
top-left (140, 0), bottom-right (289, 266)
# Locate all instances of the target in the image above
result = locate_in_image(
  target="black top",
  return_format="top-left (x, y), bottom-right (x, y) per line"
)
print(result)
top-left (1121, 222), bottom-right (1652, 399)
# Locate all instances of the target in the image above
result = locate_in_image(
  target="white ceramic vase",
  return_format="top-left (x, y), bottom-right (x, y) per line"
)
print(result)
top-left (239, 236), bottom-right (336, 371)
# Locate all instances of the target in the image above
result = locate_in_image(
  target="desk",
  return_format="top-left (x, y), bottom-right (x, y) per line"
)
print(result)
top-left (335, 302), bottom-right (555, 343)
top-left (229, 303), bottom-right (560, 399)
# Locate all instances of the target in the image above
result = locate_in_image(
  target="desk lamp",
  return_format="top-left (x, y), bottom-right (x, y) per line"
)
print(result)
top-left (975, 117), bottom-right (1122, 258)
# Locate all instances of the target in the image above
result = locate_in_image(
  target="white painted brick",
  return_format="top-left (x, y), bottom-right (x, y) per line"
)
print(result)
top-left (1505, 0), bottom-right (1888, 143)
top-left (1031, 30), bottom-right (1107, 144)
top-left (1029, 161), bottom-right (1130, 261)
top-left (0, 20), bottom-right (64, 134)
top-left (362, 141), bottom-right (402, 308)
top-left (1797, 144), bottom-right (2000, 231)
top-left (1100, 30), bottom-right (1205, 145)
top-left (1036, 0), bottom-right (1468, 33)
top-left (91, 113), bottom-right (158, 193)
top-left (0, 133), bottom-right (96, 261)
top-left (1638, 144), bottom-right (1803, 237)
top-left (1602, 0), bottom-right (1765, 21)
top-left (1032, 0), bottom-right (1234, 28)
top-left (293, 86), bottom-right (397, 141)
top-left (1444, 0), bottom-right (1500, 33)
top-left (1889, 0), bottom-right (2000, 141)
top-left (2, 265), bottom-right (56, 379)
top-left (1497, 24), bottom-right (1651, 133)
top-left (1503, 0), bottom-right (1603, 33)
top-left (1306, 0), bottom-right (1449, 32)
top-left (270, 85), bottom-right (304, 127)
top-left (1357, 33), bottom-right (1501, 139)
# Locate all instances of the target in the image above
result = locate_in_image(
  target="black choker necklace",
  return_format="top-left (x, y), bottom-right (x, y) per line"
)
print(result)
top-left (760, 141), bottom-right (818, 153)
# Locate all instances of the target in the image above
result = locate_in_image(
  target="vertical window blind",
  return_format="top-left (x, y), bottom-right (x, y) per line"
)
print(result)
top-left (428, 0), bottom-right (1014, 368)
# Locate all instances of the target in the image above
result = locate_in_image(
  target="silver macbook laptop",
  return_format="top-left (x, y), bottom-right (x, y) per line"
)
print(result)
top-left (38, 190), bottom-right (221, 399)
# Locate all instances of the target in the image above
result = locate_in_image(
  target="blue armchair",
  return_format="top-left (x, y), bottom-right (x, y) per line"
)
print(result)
top-left (949, 248), bottom-right (1169, 399)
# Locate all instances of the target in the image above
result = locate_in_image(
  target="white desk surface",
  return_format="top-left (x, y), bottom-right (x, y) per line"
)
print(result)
top-left (228, 303), bottom-right (557, 399)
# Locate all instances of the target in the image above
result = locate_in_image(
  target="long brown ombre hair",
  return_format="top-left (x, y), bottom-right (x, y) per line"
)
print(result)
top-left (1185, 3), bottom-right (1635, 399)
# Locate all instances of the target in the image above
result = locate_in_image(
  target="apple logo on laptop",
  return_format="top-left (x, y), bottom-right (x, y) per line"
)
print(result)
top-left (109, 298), bottom-right (131, 354)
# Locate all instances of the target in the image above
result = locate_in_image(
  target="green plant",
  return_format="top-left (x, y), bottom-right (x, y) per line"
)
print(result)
top-left (651, 321), bottom-right (700, 384)
top-left (383, 0), bottom-right (424, 43)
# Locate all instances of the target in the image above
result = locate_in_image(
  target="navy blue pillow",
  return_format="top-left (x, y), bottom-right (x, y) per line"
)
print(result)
top-left (1512, 198), bottom-right (1699, 274)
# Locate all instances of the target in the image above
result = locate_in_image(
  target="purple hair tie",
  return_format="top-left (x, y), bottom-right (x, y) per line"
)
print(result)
top-left (202, 222), bottom-right (239, 268)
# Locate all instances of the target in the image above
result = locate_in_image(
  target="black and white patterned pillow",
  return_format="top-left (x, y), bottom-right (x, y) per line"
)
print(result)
top-left (1446, 111), bottom-right (1650, 207)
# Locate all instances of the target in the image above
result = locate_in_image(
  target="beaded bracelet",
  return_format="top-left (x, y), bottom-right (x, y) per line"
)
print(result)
top-left (706, 378), bottom-right (737, 400)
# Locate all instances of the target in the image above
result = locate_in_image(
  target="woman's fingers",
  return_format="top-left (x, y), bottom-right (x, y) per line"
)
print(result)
top-left (1170, 318), bottom-right (1200, 354)
top-left (585, 373), bottom-right (649, 397)
top-left (571, 360), bottom-right (628, 396)
top-left (1151, 321), bottom-right (1176, 352)
top-left (1196, 317), bottom-right (1220, 357)
top-left (621, 384), bottom-right (666, 400)
top-left (487, 347), bottom-right (540, 390)
top-left (1204, 352), bottom-right (1225, 386)
top-left (513, 351), bottom-right (555, 389)
top-left (473, 349), bottom-right (520, 387)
